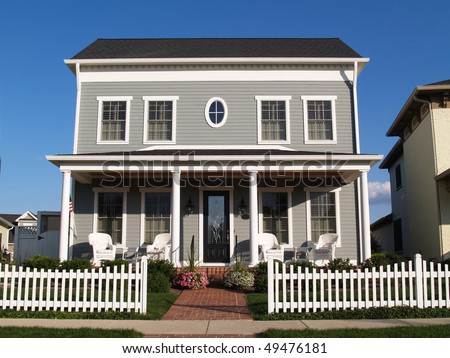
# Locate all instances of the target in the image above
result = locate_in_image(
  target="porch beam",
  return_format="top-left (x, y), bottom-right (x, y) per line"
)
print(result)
top-left (249, 170), bottom-right (259, 266)
top-left (171, 169), bottom-right (181, 266)
top-left (59, 170), bottom-right (71, 261)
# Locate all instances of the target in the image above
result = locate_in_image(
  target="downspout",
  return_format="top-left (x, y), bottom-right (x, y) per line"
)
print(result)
top-left (414, 96), bottom-right (443, 259)
top-left (73, 63), bottom-right (81, 154)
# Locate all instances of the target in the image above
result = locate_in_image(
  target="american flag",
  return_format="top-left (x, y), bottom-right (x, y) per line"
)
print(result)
top-left (69, 201), bottom-right (74, 213)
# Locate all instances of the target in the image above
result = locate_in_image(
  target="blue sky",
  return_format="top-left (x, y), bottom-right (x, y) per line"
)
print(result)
top-left (0, 0), bottom-right (449, 222)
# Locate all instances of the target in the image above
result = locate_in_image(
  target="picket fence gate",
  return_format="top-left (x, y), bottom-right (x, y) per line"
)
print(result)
top-left (0, 256), bottom-right (148, 314)
top-left (268, 254), bottom-right (450, 313)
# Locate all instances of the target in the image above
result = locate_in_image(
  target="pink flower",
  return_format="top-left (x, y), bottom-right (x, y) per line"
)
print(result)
top-left (173, 271), bottom-right (209, 289)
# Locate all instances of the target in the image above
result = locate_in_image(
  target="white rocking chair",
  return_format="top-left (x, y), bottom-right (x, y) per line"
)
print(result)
top-left (88, 233), bottom-right (117, 266)
top-left (146, 233), bottom-right (172, 261)
top-left (257, 233), bottom-right (284, 262)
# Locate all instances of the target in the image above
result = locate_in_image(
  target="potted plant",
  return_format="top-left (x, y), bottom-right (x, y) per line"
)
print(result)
top-left (223, 256), bottom-right (254, 290)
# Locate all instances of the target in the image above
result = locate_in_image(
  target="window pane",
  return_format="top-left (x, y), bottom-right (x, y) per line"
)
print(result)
top-left (262, 192), bottom-right (289, 244)
top-left (309, 192), bottom-right (336, 243)
top-left (101, 101), bottom-right (126, 141)
top-left (307, 100), bottom-right (333, 140)
top-left (97, 192), bottom-right (123, 244)
top-left (261, 100), bottom-right (287, 141)
top-left (145, 193), bottom-right (171, 244)
top-left (147, 101), bottom-right (173, 141)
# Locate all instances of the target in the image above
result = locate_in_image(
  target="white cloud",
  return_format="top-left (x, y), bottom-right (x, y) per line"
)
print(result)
top-left (368, 181), bottom-right (391, 204)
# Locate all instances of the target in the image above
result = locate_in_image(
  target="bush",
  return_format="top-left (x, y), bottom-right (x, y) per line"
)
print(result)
top-left (148, 271), bottom-right (171, 293)
top-left (147, 259), bottom-right (176, 281)
top-left (286, 260), bottom-right (317, 271)
top-left (100, 259), bottom-right (130, 271)
top-left (326, 258), bottom-right (356, 271)
top-left (23, 255), bottom-right (60, 271)
top-left (224, 268), bottom-right (254, 289)
top-left (60, 258), bottom-right (92, 271)
top-left (364, 253), bottom-right (405, 269)
top-left (253, 261), bottom-right (268, 293)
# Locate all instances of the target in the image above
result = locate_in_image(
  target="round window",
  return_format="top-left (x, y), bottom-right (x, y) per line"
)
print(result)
top-left (205, 97), bottom-right (228, 128)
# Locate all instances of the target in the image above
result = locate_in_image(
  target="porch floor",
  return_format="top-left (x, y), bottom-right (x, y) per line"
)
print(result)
top-left (162, 287), bottom-right (253, 321)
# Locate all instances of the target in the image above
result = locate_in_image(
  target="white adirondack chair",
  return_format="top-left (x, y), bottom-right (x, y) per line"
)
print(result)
top-left (88, 233), bottom-right (117, 266)
top-left (146, 233), bottom-right (172, 260)
top-left (257, 233), bottom-right (284, 262)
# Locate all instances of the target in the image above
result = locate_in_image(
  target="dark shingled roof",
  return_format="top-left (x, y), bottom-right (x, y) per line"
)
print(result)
top-left (71, 38), bottom-right (362, 60)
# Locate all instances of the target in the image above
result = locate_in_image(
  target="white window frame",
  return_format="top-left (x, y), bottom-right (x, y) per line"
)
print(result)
top-left (204, 97), bottom-right (228, 128)
top-left (258, 188), bottom-right (293, 246)
top-left (305, 187), bottom-right (341, 247)
top-left (255, 96), bottom-right (291, 144)
top-left (96, 96), bottom-right (132, 144)
top-left (93, 188), bottom-right (129, 246)
top-left (139, 188), bottom-right (172, 245)
top-left (143, 96), bottom-right (179, 144)
top-left (301, 95), bottom-right (337, 144)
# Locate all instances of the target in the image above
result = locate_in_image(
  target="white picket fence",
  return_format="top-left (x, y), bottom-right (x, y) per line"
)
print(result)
top-left (268, 254), bottom-right (450, 313)
top-left (0, 256), bottom-right (148, 314)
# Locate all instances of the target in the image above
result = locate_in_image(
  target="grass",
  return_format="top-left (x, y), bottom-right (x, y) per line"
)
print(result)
top-left (247, 292), bottom-right (450, 320)
top-left (0, 326), bottom-right (143, 338)
top-left (261, 324), bottom-right (450, 338)
top-left (0, 292), bottom-right (178, 320)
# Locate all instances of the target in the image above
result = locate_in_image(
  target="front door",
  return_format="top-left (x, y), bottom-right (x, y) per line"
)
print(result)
top-left (203, 191), bottom-right (230, 263)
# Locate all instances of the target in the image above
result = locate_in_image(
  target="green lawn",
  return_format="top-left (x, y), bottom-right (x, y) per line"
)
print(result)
top-left (0, 326), bottom-right (143, 338)
top-left (0, 292), bottom-right (178, 320)
top-left (246, 293), bottom-right (450, 320)
top-left (261, 324), bottom-right (450, 338)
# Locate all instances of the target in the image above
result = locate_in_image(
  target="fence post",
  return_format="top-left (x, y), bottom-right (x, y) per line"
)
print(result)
top-left (140, 256), bottom-right (148, 314)
top-left (414, 254), bottom-right (424, 308)
top-left (267, 259), bottom-right (274, 314)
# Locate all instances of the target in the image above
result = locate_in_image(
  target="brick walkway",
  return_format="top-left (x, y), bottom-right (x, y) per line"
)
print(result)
top-left (162, 287), bottom-right (253, 321)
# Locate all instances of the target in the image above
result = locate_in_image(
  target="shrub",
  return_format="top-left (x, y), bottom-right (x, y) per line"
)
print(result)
top-left (23, 255), bottom-right (60, 271)
top-left (326, 258), bottom-right (356, 271)
top-left (286, 260), bottom-right (317, 271)
top-left (60, 258), bottom-right (92, 271)
top-left (364, 253), bottom-right (405, 269)
top-left (224, 268), bottom-right (254, 289)
top-left (173, 271), bottom-right (209, 289)
top-left (101, 259), bottom-right (130, 271)
top-left (147, 259), bottom-right (176, 281)
top-left (148, 271), bottom-right (170, 293)
top-left (253, 261), bottom-right (268, 293)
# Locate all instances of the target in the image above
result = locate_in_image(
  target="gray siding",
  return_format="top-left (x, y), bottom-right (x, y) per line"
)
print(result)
top-left (77, 81), bottom-right (355, 153)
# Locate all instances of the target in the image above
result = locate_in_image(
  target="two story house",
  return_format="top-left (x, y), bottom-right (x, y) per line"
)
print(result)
top-left (378, 80), bottom-right (450, 261)
top-left (47, 38), bottom-right (381, 266)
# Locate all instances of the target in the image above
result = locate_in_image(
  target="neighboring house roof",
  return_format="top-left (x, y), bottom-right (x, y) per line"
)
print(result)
top-left (16, 211), bottom-right (37, 222)
top-left (0, 216), bottom-right (15, 228)
top-left (0, 214), bottom-right (21, 225)
top-left (379, 139), bottom-right (403, 169)
top-left (370, 213), bottom-right (393, 230)
top-left (70, 38), bottom-right (363, 60)
top-left (386, 79), bottom-right (450, 137)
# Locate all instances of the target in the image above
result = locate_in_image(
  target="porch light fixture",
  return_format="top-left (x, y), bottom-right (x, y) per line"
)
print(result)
top-left (238, 197), bottom-right (248, 216)
top-left (185, 197), bottom-right (194, 215)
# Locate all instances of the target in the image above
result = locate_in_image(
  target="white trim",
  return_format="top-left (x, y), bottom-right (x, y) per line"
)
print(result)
top-left (96, 96), bottom-right (133, 145)
top-left (73, 63), bottom-right (81, 154)
top-left (139, 188), bottom-right (172, 246)
top-left (204, 97), bottom-right (228, 128)
top-left (66, 57), bottom-right (369, 66)
top-left (138, 144), bottom-right (295, 152)
top-left (198, 188), bottom-right (234, 264)
top-left (92, 188), bottom-right (129, 246)
top-left (78, 70), bottom-right (356, 83)
top-left (304, 187), bottom-right (341, 247)
top-left (301, 95), bottom-right (338, 144)
top-left (255, 96), bottom-right (291, 144)
top-left (258, 189), bottom-right (293, 246)
top-left (142, 96), bottom-right (179, 144)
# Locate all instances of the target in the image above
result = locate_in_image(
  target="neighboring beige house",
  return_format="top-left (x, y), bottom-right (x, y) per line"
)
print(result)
top-left (380, 80), bottom-right (450, 261)
top-left (0, 215), bottom-right (15, 254)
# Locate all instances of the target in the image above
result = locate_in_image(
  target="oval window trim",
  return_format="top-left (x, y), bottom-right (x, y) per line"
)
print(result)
top-left (204, 97), bottom-right (228, 128)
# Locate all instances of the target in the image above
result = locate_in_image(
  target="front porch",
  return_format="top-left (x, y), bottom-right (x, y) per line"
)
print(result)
top-left (47, 148), bottom-right (381, 266)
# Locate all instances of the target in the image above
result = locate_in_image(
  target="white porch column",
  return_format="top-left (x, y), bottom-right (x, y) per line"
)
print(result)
top-left (249, 170), bottom-right (259, 266)
top-left (171, 169), bottom-right (181, 266)
top-left (59, 170), bottom-right (71, 261)
top-left (360, 170), bottom-right (371, 262)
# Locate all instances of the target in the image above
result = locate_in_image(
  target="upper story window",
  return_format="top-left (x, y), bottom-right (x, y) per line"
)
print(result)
top-left (255, 96), bottom-right (291, 144)
top-left (97, 96), bottom-right (132, 144)
top-left (143, 96), bottom-right (179, 143)
top-left (301, 96), bottom-right (337, 144)
top-left (205, 97), bottom-right (228, 128)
